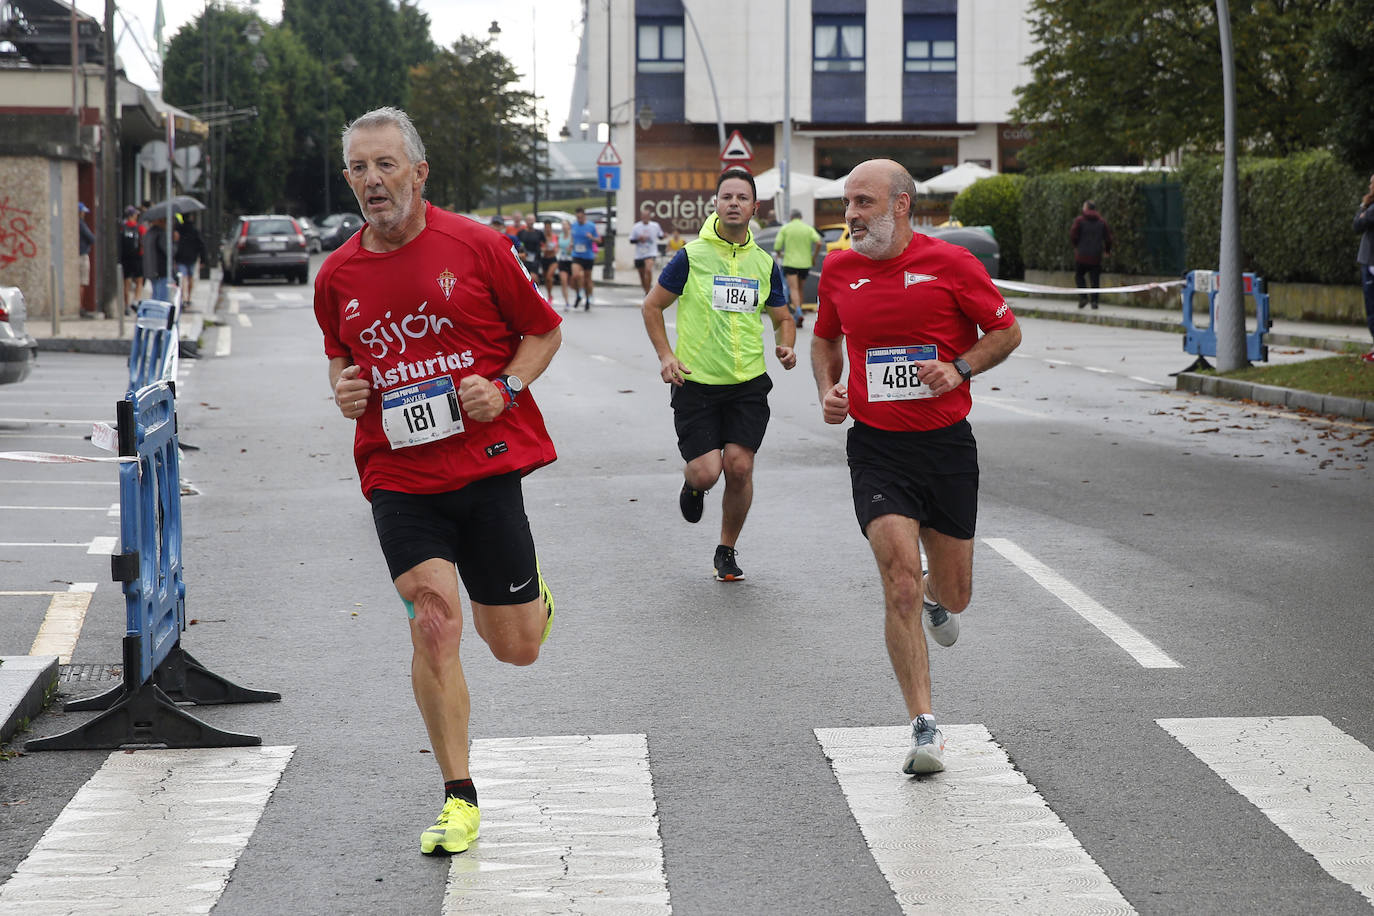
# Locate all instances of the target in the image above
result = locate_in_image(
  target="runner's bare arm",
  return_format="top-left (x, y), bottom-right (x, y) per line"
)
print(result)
top-left (767, 305), bottom-right (797, 370)
top-left (915, 320), bottom-right (1023, 395)
top-left (642, 284), bottom-right (690, 384)
top-left (329, 357), bottom-right (369, 419)
top-left (810, 333), bottom-right (849, 424)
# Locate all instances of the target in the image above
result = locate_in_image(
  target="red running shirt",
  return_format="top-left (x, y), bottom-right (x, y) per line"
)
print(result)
top-left (314, 203), bottom-right (562, 497)
top-left (815, 232), bottom-right (1015, 431)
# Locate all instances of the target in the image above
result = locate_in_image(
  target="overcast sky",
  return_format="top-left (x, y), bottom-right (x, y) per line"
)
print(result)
top-left (77, 0), bottom-right (585, 137)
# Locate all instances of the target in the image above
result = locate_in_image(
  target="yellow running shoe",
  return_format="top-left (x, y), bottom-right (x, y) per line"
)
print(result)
top-left (539, 570), bottom-right (555, 644)
top-left (420, 796), bottom-right (480, 855)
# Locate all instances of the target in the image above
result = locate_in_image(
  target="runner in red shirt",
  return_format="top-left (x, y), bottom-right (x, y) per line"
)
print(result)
top-left (314, 107), bottom-right (562, 856)
top-left (811, 158), bottom-right (1021, 775)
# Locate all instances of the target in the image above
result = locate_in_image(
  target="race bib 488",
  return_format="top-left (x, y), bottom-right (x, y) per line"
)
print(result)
top-left (865, 345), bottom-right (939, 401)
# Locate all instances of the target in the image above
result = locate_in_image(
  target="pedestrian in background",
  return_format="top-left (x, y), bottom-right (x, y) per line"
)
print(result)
top-left (1353, 174), bottom-right (1374, 363)
top-left (175, 214), bottom-right (206, 304)
top-left (773, 208), bottom-right (823, 329)
top-left (555, 224), bottom-right (574, 310)
top-left (77, 202), bottom-right (95, 317)
top-left (516, 214), bottom-right (546, 287)
top-left (629, 202), bottom-right (666, 294)
top-left (569, 207), bottom-right (601, 310)
top-left (666, 227), bottom-right (686, 255)
top-left (540, 221), bottom-right (560, 303)
top-left (811, 159), bottom-right (1021, 775)
top-left (1069, 200), bottom-right (1113, 310)
top-left (141, 215), bottom-right (174, 303)
top-left (314, 106), bottom-right (562, 858)
top-left (119, 205), bottom-right (144, 311)
top-left (641, 167), bottom-right (796, 582)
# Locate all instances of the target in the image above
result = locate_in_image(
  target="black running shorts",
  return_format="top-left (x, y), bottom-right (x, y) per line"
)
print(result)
top-left (369, 471), bottom-right (539, 605)
top-left (782, 266), bottom-right (811, 279)
top-left (846, 419), bottom-right (979, 540)
top-left (670, 374), bottom-right (773, 461)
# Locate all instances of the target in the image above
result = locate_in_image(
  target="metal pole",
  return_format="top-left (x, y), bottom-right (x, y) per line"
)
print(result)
top-left (1214, 0), bottom-right (1246, 372)
top-left (782, 0), bottom-right (791, 220)
top-left (323, 77), bottom-right (331, 216)
top-left (104, 0), bottom-right (119, 319)
top-left (682, 3), bottom-right (726, 152)
top-left (602, 0), bottom-right (614, 280)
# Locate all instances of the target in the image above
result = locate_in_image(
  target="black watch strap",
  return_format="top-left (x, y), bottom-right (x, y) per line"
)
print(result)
top-left (953, 358), bottom-right (973, 382)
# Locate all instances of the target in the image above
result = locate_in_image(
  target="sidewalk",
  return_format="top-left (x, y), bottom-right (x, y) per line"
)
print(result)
top-left (27, 269), bottom-right (221, 356)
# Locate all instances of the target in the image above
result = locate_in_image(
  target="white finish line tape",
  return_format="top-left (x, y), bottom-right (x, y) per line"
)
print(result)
top-left (994, 278), bottom-right (1186, 295)
top-left (0, 452), bottom-right (134, 464)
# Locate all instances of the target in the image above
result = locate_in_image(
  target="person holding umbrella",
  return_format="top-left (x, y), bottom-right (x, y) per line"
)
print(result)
top-left (141, 196), bottom-right (205, 304)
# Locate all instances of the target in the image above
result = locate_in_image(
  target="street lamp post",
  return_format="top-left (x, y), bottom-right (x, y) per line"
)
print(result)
top-left (602, 1), bottom-right (614, 279)
top-left (489, 20), bottom-right (503, 217)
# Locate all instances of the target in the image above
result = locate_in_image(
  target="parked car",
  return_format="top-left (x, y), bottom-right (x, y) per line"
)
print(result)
top-left (918, 225), bottom-right (1001, 278)
top-left (818, 222), bottom-right (851, 252)
top-left (220, 215), bottom-right (310, 284)
top-left (296, 216), bottom-right (323, 253)
top-left (0, 286), bottom-right (38, 385)
top-left (317, 213), bottom-right (365, 250)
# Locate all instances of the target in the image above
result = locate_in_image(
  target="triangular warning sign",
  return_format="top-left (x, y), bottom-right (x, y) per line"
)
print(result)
top-left (719, 130), bottom-right (753, 163)
top-left (596, 142), bottom-right (622, 166)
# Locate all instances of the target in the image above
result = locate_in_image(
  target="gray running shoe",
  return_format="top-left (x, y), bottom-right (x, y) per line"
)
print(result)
top-left (902, 716), bottom-right (946, 774)
top-left (923, 598), bottom-right (959, 647)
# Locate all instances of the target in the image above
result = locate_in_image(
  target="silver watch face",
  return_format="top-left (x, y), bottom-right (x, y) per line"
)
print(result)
top-left (504, 375), bottom-right (524, 393)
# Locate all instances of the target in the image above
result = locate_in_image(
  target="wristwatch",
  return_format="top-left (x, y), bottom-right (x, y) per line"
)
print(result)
top-left (952, 358), bottom-right (973, 382)
top-left (492, 375), bottom-right (523, 410)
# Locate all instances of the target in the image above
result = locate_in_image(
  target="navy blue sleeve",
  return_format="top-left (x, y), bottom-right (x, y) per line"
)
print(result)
top-left (765, 262), bottom-right (787, 310)
top-left (657, 249), bottom-right (690, 295)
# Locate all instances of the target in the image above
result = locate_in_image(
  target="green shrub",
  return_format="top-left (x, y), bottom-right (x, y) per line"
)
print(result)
top-left (951, 174), bottom-right (1026, 277)
top-left (1020, 171), bottom-right (1168, 275)
top-left (1181, 150), bottom-right (1364, 285)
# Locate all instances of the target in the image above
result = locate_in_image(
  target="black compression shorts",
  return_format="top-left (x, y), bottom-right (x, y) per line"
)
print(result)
top-left (846, 419), bottom-right (979, 540)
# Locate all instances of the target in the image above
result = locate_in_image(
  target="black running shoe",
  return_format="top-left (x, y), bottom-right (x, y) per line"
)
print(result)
top-left (679, 482), bottom-right (705, 523)
top-left (713, 544), bottom-right (744, 581)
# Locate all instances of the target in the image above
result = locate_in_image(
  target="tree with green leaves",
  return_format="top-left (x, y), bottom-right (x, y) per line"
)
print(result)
top-left (1312, 1), bottom-right (1374, 173)
top-left (407, 36), bottom-right (536, 212)
top-left (1011, 0), bottom-right (1335, 172)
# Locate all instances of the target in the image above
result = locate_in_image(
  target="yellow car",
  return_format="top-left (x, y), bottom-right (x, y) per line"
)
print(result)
top-left (819, 223), bottom-right (851, 252)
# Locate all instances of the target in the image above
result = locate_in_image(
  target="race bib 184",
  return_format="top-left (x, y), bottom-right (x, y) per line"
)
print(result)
top-left (381, 375), bottom-right (464, 449)
top-left (865, 345), bottom-right (939, 401)
top-left (711, 275), bottom-right (759, 313)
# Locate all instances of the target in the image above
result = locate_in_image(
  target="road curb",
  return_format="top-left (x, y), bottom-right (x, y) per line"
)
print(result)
top-left (35, 311), bottom-right (206, 358)
top-left (1175, 372), bottom-right (1374, 421)
top-left (0, 655), bottom-right (59, 746)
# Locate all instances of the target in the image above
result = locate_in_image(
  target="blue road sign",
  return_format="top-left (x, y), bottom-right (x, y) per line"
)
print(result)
top-left (597, 165), bottom-right (621, 192)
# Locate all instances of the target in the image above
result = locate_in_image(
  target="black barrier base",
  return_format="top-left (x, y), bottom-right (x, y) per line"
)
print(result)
top-left (1170, 354), bottom-right (1215, 376)
top-left (156, 646), bottom-right (281, 706)
top-left (25, 639), bottom-right (262, 751)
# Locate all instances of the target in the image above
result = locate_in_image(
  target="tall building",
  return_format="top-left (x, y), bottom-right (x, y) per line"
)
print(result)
top-left (579, 0), bottom-right (1036, 266)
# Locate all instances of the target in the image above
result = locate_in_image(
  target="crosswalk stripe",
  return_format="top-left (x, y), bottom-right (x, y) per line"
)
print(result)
top-left (443, 734), bottom-right (670, 914)
top-left (0, 745), bottom-right (295, 914)
top-left (816, 725), bottom-right (1135, 914)
top-left (28, 582), bottom-right (97, 663)
top-left (982, 537), bottom-right (1180, 669)
top-left (1159, 716), bottom-right (1374, 906)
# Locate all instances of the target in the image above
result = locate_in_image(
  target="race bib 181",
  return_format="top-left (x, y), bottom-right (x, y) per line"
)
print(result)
top-left (865, 345), bottom-right (939, 401)
top-left (381, 375), bottom-right (464, 449)
top-left (711, 275), bottom-right (759, 313)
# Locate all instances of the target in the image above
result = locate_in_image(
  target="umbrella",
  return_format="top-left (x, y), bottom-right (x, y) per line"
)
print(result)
top-left (141, 195), bottom-right (207, 222)
top-left (752, 167), bottom-right (834, 200)
top-left (920, 162), bottom-right (996, 195)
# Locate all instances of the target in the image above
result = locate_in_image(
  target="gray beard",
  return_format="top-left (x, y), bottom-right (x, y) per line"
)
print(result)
top-left (851, 209), bottom-right (895, 257)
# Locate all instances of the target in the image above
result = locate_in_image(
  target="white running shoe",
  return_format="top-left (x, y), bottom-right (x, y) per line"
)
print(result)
top-left (923, 598), bottom-right (959, 647)
top-left (902, 715), bottom-right (946, 774)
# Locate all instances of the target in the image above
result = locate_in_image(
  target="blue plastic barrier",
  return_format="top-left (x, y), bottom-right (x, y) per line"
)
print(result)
top-left (26, 382), bottom-right (278, 751)
top-left (1181, 269), bottom-right (1271, 367)
top-left (127, 298), bottom-right (179, 396)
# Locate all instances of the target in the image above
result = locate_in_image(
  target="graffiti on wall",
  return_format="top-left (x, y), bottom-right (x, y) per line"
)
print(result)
top-left (0, 197), bottom-right (39, 269)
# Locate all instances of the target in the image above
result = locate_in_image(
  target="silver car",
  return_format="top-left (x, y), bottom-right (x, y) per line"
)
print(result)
top-left (221, 215), bottom-right (311, 284)
top-left (0, 286), bottom-right (38, 385)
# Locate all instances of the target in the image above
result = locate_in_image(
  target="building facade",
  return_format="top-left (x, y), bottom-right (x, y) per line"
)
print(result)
top-left (577, 0), bottom-right (1036, 268)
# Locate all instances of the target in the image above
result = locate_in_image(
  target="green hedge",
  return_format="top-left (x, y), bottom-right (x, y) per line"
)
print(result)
top-left (951, 174), bottom-right (1025, 278)
top-left (1179, 151), bottom-right (1364, 285)
top-left (1019, 171), bottom-right (1170, 276)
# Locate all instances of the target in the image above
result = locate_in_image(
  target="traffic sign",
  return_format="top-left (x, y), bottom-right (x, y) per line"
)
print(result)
top-left (596, 142), bottom-right (622, 166)
top-left (719, 130), bottom-right (753, 164)
top-left (597, 165), bottom-right (621, 192)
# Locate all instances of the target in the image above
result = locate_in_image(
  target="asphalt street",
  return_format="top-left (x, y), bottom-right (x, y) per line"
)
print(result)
top-left (1, 270), bottom-right (1372, 915)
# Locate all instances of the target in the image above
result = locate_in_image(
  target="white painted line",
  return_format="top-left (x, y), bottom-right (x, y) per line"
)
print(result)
top-left (216, 324), bottom-right (234, 357)
top-left (236, 312), bottom-right (251, 327)
top-left (444, 734), bottom-right (669, 914)
top-left (1159, 716), bottom-right (1374, 906)
top-left (1084, 366), bottom-right (1113, 374)
top-left (972, 395), bottom-right (1045, 418)
top-left (0, 434), bottom-right (91, 441)
top-left (589, 354), bottom-right (615, 363)
top-left (87, 536), bottom-right (117, 555)
top-left (0, 417), bottom-right (106, 426)
top-left (0, 745), bottom-right (295, 914)
top-left (816, 725), bottom-right (1134, 914)
top-left (28, 582), bottom-right (97, 663)
top-left (107, 502), bottom-right (120, 517)
top-left (1043, 358), bottom-right (1071, 365)
top-left (0, 504), bottom-right (111, 511)
top-left (0, 542), bottom-right (100, 549)
top-left (0, 479), bottom-right (116, 486)
top-left (982, 537), bottom-right (1180, 669)
top-left (1129, 376), bottom-right (1169, 386)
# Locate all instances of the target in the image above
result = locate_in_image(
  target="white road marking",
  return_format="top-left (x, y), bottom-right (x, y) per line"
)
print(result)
top-left (972, 395), bottom-right (1046, 418)
top-left (215, 324), bottom-right (234, 357)
top-left (982, 537), bottom-right (1181, 669)
top-left (236, 313), bottom-right (252, 327)
top-left (0, 745), bottom-right (295, 915)
top-left (1043, 358), bottom-right (1071, 365)
top-left (590, 354), bottom-right (615, 363)
top-left (0, 480), bottom-right (116, 486)
top-left (816, 725), bottom-right (1134, 914)
top-left (1159, 716), bottom-right (1374, 906)
top-left (1084, 366), bottom-right (1113, 374)
top-left (0, 504), bottom-right (110, 511)
top-left (28, 582), bottom-right (98, 663)
top-left (443, 734), bottom-right (670, 915)
top-left (1129, 375), bottom-right (1169, 386)
top-left (87, 536), bottom-right (117, 555)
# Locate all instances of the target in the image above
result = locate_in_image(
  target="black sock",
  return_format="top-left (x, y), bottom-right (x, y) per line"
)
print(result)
top-left (444, 778), bottom-right (477, 807)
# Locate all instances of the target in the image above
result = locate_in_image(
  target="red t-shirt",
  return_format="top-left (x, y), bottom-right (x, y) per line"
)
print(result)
top-left (815, 232), bottom-right (1015, 431)
top-left (314, 202), bottom-right (562, 497)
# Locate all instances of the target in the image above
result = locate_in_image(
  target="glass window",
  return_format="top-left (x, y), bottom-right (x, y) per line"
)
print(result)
top-left (638, 19), bottom-right (684, 74)
top-left (814, 16), bottom-right (865, 72)
top-left (904, 15), bottom-right (956, 74)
